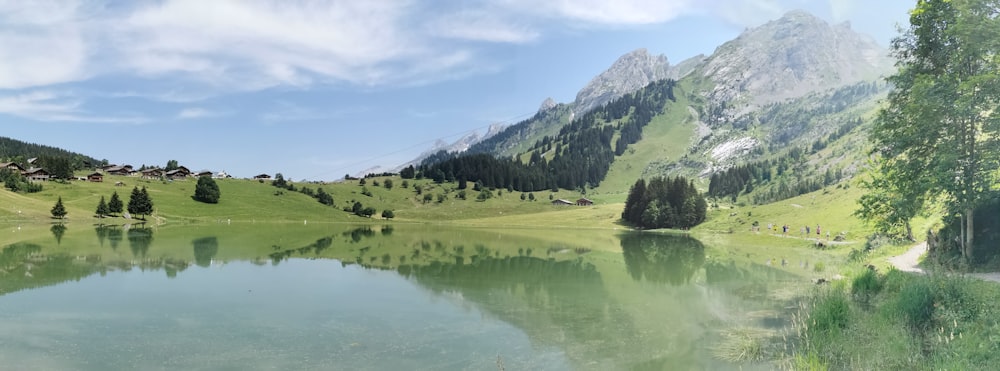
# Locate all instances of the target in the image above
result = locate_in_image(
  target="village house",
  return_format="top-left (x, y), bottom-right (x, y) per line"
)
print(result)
top-left (22, 167), bottom-right (49, 182)
top-left (165, 166), bottom-right (191, 180)
top-left (87, 172), bottom-right (104, 182)
top-left (140, 168), bottom-right (163, 179)
top-left (254, 174), bottom-right (272, 180)
top-left (105, 165), bottom-right (134, 176)
top-left (0, 162), bottom-right (25, 172)
top-left (576, 198), bottom-right (594, 206)
top-left (214, 171), bottom-right (231, 179)
top-left (193, 169), bottom-right (213, 178)
top-left (551, 199), bottom-right (574, 206)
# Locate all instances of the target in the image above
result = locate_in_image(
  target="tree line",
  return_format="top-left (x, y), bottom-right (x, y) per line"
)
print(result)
top-left (622, 176), bottom-right (707, 230)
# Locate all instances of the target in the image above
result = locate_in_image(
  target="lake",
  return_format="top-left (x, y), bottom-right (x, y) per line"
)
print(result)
top-left (0, 222), bottom-right (808, 370)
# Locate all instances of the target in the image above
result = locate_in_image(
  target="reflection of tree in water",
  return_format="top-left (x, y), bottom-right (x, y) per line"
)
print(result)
top-left (95, 225), bottom-right (107, 247)
top-left (397, 254), bottom-right (650, 368)
top-left (344, 226), bottom-right (375, 243)
top-left (0, 242), bottom-right (98, 296)
top-left (192, 237), bottom-right (219, 267)
top-left (620, 233), bottom-right (705, 285)
top-left (50, 224), bottom-right (67, 245)
top-left (128, 226), bottom-right (154, 258)
top-left (107, 226), bottom-right (123, 251)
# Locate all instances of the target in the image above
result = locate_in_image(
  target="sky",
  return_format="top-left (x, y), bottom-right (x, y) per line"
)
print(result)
top-left (0, 0), bottom-right (912, 181)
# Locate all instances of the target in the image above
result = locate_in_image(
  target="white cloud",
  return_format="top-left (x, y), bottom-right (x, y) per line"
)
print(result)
top-left (428, 10), bottom-right (540, 43)
top-left (0, 0), bottom-right (89, 89)
top-left (177, 108), bottom-right (226, 120)
top-left (0, 90), bottom-right (145, 123)
top-left (529, 0), bottom-right (696, 25)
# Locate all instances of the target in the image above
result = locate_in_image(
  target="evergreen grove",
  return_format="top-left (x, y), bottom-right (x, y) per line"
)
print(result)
top-left (622, 176), bottom-right (708, 230)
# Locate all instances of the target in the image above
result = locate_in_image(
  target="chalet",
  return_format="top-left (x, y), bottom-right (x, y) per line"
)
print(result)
top-left (551, 199), bottom-right (574, 206)
top-left (22, 167), bottom-right (49, 181)
top-left (194, 169), bottom-right (213, 178)
top-left (0, 162), bottom-right (25, 172)
top-left (165, 166), bottom-right (191, 180)
top-left (576, 198), bottom-right (594, 206)
top-left (254, 174), bottom-right (272, 180)
top-left (140, 168), bottom-right (163, 179)
top-left (87, 172), bottom-right (104, 182)
top-left (214, 171), bottom-right (231, 179)
top-left (105, 165), bottom-right (134, 176)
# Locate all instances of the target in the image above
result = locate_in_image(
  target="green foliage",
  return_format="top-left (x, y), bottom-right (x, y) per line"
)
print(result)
top-left (381, 209), bottom-right (394, 219)
top-left (851, 269), bottom-right (883, 305)
top-left (50, 196), bottom-right (67, 219)
top-left (383, 179), bottom-right (393, 190)
top-left (1, 168), bottom-right (42, 193)
top-left (808, 290), bottom-right (850, 335)
top-left (165, 159), bottom-right (179, 171)
top-left (895, 280), bottom-right (935, 330)
top-left (401, 180), bottom-right (408, 189)
top-left (108, 191), bottom-right (123, 214)
top-left (95, 196), bottom-right (109, 217)
top-left (315, 187), bottom-right (334, 206)
top-left (127, 186), bottom-right (154, 219)
top-left (193, 176), bottom-right (221, 204)
top-left (476, 189), bottom-right (493, 201)
top-left (622, 176), bottom-right (707, 229)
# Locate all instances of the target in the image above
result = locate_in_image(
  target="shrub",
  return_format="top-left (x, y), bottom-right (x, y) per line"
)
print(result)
top-left (896, 280), bottom-right (935, 330)
top-left (809, 290), bottom-right (851, 334)
top-left (851, 269), bottom-right (882, 305)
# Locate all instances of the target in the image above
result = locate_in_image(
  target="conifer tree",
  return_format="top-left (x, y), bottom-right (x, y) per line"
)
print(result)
top-left (96, 196), bottom-right (109, 218)
top-left (51, 196), bottom-right (67, 219)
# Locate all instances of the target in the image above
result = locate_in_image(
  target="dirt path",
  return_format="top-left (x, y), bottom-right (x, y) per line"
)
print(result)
top-left (888, 242), bottom-right (1000, 283)
top-left (888, 242), bottom-right (926, 273)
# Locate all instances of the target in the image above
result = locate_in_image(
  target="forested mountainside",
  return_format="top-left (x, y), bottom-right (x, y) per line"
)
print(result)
top-left (418, 10), bottom-right (894, 206)
top-left (0, 136), bottom-right (102, 170)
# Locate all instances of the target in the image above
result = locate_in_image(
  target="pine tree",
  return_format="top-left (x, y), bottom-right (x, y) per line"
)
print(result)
top-left (51, 196), bottom-right (67, 219)
top-left (95, 196), bottom-right (109, 218)
top-left (108, 191), bottom-right (123, 215)
top-left (127, 186), bottom-right (141, 218)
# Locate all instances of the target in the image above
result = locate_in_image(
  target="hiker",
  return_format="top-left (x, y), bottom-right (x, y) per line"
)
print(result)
top-left (817, 225), bottom-right (821, 236)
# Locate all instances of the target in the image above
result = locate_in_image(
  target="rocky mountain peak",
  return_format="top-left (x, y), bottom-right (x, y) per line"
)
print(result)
top-left (538, 97), bottom-right (557, 113)
top-left (701, 10), bottom-right (893, 107)
top-left (573, 48), bottom-right (671, 114)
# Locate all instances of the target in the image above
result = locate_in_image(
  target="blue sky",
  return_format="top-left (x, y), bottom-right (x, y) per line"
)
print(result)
top-left (0, 0), bottom-right (911, 181)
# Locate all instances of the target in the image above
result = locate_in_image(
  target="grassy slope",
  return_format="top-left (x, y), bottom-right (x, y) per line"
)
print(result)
top-left (591, 80), bottom-right (698, 202)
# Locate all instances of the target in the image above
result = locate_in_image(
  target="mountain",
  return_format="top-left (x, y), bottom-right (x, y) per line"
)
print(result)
top-left (390, 123), bottom-right (507, 172)
top-left (701, 10), bottom-right (893, 109)
top-left (573, 48), bottom-right (672, 114)
top-left (414, 9), bottom-right (895, 208)
top-left (0, 136), bottom-right (102, 169)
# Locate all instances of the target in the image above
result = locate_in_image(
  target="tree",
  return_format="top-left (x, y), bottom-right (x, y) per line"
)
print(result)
top-left (128, 186), bottom-right (153, 220)
top-left (400, 165), bottom-right (415, 179)
top-left (193, 176), bottom-right (221, 204)
top-left (165, 159), bottom-right (179, 171)
top-left (383, 179), bottom-right (393, 190)
top-left (381, 209), bottom-right (395, 219)
top-left (272, 173), bottom-right (288, 189)
top-left (51, 196), bottom-right (67, 219)
top-left (862, 0), bottom-right (1000, 262)
top-left (108, 191), bottom-right (123, 215)
top-left (316, 187), bottom-right (334, 206)
top-left (95, 196), bottom-right (110, 218)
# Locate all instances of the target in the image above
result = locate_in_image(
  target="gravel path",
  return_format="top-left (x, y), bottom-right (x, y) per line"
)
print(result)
top-left (888, 242), bottom-right (1000, 283)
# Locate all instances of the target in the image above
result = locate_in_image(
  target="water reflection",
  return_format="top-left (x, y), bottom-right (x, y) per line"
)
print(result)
top-left (621, 233), bottom-right (705, 285)
top-left (50, 223), bottom-right (66, 245)
top-left (0, 223), bottom-right (794, 370)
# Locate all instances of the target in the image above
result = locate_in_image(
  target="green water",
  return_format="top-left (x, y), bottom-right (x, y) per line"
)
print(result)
top-left (0, 223), bottom-right (804, 370)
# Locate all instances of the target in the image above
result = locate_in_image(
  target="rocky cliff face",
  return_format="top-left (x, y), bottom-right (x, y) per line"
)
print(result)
top-left (701, 10), bottom-right (893, 108)
top-left (573, 48), bottom-right (671, 114)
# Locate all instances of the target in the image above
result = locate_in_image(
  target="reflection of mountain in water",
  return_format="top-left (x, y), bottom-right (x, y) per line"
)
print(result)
top-left (620, 233), bottom-right (705, 285)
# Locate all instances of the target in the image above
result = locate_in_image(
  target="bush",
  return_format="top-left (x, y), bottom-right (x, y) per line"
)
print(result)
top-left (809, 290), bottom-right (851, 334)
top-left (896, 280), bottom-right (935, 330)
top-left (193, 176), bottom-right (221, 203)
top-left (851, 269), bottom-right (882, 305)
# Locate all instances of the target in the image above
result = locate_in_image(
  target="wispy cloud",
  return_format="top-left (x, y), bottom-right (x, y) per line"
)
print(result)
top-left (177, 107), bottom-right (227, 120)
top-left (0, 90), bottom-right (145, 123)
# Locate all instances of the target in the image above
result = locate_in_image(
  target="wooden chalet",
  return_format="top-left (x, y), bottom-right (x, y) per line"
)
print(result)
top-left (140, 168), bottom-right (164, 179)
top-left (576, 198), bottom-right (594, 206)
top-left (165, 166), bottom-right (191, 180)
top-left (105, 165), bottom-right (134, 176)
top-left (87, 172), bottom-right (104, 182)
top-left (254, 174), bottom-right (272, 180)
top-left (22, 167), bottom-right (49, 181)
top-left (551, 199), bottom-right (574, 206)
top-left (1, 162), bottom-right (25, 172)
top-left (194, 169), bottom-right (213, 178)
